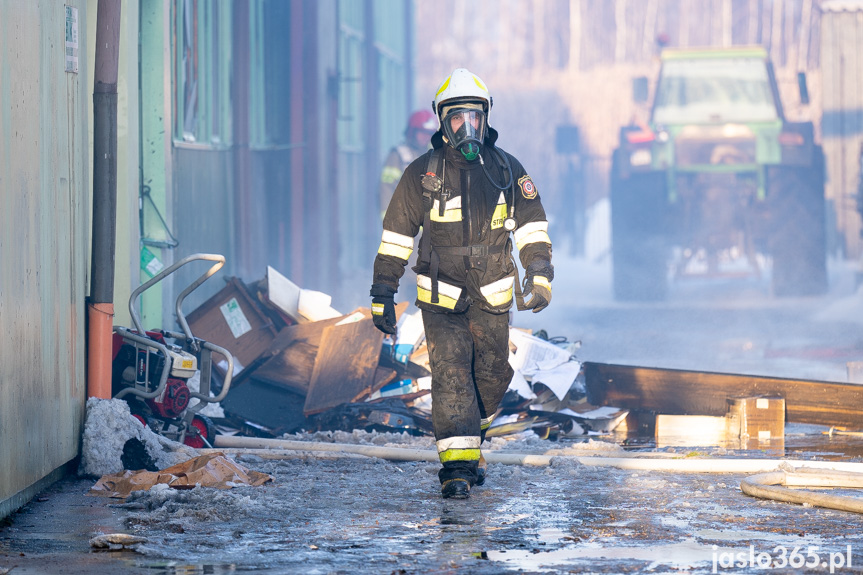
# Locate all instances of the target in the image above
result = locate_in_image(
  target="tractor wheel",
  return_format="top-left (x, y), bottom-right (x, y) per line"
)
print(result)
top-left (610, 149), bottom-right (669, 301)
top-left (768, 146), bottom-right (828, 297)
top-left (184, 414), bottom-right (216, 448)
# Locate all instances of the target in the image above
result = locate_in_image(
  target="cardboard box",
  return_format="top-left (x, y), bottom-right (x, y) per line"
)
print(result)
top-left (185, 277), bottom-right (278, 377)
top-left (726, 395), bottom-right (785, 449)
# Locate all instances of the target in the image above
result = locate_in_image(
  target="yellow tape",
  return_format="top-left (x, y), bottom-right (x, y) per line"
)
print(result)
top-left (417, 286), bottom-right (458, 310)
top-left (439, 448), bottom-right (481, 463)
top-left (377, 242), bottom-right (413, 261)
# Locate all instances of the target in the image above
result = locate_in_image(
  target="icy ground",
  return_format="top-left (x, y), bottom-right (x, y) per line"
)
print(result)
top-left (5, 255), bottom-right (863, 574)
top-left (3, 413), bottom-right (862, 574)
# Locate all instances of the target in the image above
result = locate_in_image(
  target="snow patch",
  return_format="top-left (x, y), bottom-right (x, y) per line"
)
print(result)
top-left (78, 398), bottom-right (197, 477)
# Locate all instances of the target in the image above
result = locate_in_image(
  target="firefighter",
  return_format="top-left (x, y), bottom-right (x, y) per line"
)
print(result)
top-left (370, 68), bottom-right (553, 499)
top-left (379, 109), bottom-right (438, 219)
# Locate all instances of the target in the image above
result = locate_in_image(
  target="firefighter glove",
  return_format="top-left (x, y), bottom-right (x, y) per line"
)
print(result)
top-left (522, 274), bottom-right (552, 313)
top-left (370, 284), bottom-right (398, 335)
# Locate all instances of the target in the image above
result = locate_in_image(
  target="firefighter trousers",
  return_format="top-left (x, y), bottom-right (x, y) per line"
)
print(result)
top-left (422, 305), bottom-right (514, 485)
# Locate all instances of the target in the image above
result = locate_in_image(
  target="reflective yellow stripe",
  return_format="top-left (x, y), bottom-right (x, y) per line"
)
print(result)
top-left (439, 448), bottom-right (481, 462)
top-left (533, 276), bottom-right (551, 289)
top-left (417, 274), bottom-right (462, 309)
top-left (480, 414), bottom-right (496, 430)
top-left (435, 76), bottom-right (451, 99)
top-left (490, 202), bottom-right (507, 230)
top-left (371, 303), bottom-right (384, 316)
top-left (378, 242), bottom-right (413, 260)
top-left (417, 286), bottom-right (458, 309)
top-left (377, 230), bottom-right (415, 261)
top-left (430, 196), bottom-right (462, 223)
top-left (484, 287), bottom-right (512, 307)
top-left (480, 276), bottom-right (514, 307)
top-left (516, 230), bottom-right (551, 250)
top-left (437, 436), bottom-right (481, 462)
top-left (514, 221), bottom-right (551, 250)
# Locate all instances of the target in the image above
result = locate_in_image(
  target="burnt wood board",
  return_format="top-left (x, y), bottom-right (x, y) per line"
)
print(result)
top-left (302, 303), bottom-right (408, 415)
top-left (584, 362), bottom-right (863, 429)
top-left (253, 315), bottom-right (349, 394)
top-left (302, 317), bottom-right (385, 415)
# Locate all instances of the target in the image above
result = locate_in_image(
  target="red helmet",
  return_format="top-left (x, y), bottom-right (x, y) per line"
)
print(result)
top-left (407, 110), bottom-right (437, 132)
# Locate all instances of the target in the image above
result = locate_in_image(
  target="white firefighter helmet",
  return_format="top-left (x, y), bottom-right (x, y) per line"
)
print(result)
top-left (432, 68), bottom-right (492, 121)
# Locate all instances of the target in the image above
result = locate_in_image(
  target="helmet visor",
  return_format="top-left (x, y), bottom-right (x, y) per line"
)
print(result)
top-left (442, 108), bottom-right (487, 155)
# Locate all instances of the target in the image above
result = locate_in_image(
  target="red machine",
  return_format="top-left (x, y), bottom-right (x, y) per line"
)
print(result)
top-left (111, 254), bottom-right (235, 448)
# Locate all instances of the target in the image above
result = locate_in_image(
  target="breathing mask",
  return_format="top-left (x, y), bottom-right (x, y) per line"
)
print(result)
top-left (441, 104), bottom-right (487, 161)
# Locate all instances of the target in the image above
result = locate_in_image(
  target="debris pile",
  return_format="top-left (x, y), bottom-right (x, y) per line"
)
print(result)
top-left (177, 266), bottom-right (602, 441)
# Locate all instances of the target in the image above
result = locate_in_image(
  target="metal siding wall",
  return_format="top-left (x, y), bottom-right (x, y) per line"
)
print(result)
top-left (821, 6), bottom-right (863, 257)
top-left (0, 1), bottom-right (88, 516)
top-left (165, 3), bottom-right (241, 317)
top-left (336, 1), bottom-right (369, 305)
top-left (171, 147), bottom-right (237, 314)
top-left (313, 0), bottom-right (341, 299)
top-left (374, 0), bottom-right (408, 164)
top-left (139, 0), bottom-right (172, 330)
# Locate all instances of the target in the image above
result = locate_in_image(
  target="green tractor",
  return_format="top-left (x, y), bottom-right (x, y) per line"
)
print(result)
top-left (610, 46), bottom-right (827, 300)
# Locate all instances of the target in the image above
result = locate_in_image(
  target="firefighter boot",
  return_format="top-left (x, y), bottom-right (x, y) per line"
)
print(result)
top-left (441, 478), bottom-right (470, 499)
top-left (475, 452), bottom-right (487, 486)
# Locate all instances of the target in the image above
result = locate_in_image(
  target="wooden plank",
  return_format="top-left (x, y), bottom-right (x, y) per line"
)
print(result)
top-left (252, 315), bottom-right (349, 394)
top-left (302, 303), bottom-right (409, 415)
top-left (584, 362), bottom-right (863, 429)
top-left (302, 318), bottom-right (385, 416)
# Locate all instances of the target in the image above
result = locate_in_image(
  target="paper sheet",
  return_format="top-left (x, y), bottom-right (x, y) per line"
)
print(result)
top-left (298, 289), bottom-right (342, 322)
top-left (530, 360), bottom-right (582, 401)
top-left (508, 369), bottom-right (536, 399)
top-left (508, 329), bottom-right (572, 374)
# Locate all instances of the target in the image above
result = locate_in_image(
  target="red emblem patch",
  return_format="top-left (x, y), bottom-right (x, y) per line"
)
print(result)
top-left (519, 175), bottom-right (537, 199)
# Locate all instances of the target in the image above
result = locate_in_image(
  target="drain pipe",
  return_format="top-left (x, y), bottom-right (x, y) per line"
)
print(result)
top-left (87, 0), bottom-right (122, 399)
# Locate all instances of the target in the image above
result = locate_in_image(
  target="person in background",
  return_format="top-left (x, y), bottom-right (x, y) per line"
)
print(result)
top-left (369, 68), bottom-right (553, 499)
top-left (379, 109), bottom-right (438, 219)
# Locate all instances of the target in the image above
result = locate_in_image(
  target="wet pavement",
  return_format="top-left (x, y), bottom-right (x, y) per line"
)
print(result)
top-left (3, 431), bottom-right (863, 575)
top-left (4, 257), bottom-right (863, 574)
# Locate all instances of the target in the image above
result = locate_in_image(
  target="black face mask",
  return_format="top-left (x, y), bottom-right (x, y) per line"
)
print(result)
top-left (442, 108), bottom-right (486, 161)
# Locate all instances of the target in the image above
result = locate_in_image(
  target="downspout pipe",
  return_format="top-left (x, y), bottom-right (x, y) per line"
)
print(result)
top-left (88, 0), bottom-right (122, 399)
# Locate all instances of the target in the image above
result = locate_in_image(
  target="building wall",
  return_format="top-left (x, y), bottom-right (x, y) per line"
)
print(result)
top-left (139, 0), bottom-right (415, 321)
top-left (0, 1), bottom-right (90, 518)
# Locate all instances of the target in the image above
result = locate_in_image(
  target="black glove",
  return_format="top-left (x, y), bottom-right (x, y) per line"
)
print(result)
top-left (522, 275), bottom-right (552, 313)
top-left (370, 284), bottom-right (397, 335)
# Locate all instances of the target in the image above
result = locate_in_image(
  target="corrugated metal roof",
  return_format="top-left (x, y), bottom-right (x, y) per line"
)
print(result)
top-left (821, 0), bottom-right (863, 12)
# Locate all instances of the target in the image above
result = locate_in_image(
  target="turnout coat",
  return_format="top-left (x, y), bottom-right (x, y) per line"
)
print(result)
top-left (373, 130), bottom-right (552, 314)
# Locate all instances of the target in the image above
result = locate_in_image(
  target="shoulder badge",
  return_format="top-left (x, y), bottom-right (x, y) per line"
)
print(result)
top-left (518, 175), bottom-right (537, 199)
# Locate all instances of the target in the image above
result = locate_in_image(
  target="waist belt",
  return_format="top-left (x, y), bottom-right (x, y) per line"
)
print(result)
top-left (433, 244), bottom-right (505, 257)
top-left (428, 244), bottom-right (506, 304)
